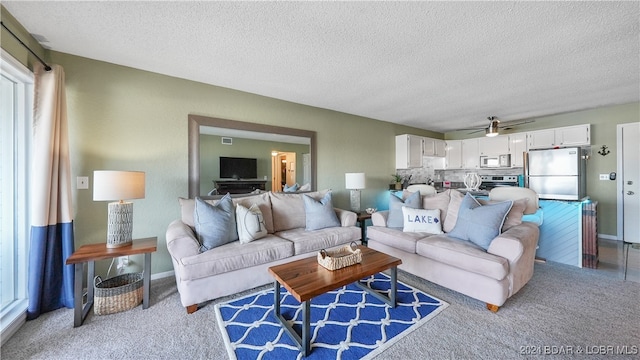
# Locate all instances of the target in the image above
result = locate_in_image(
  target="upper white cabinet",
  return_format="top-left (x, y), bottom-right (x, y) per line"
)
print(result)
top-left (424, 137), bottom-right (446, 157)
top-left (445, 140), bottom-right (463, 169)
top-left (528, 124), bottom-right (590, 149)
top-left (462, 138), bottom-right (480, 169)
top-left (509, 133), bottom-right (527, 167)
top-left (556, 124), bottom-right (591, 147)
top-left (478, 135), bottom-right (510, 156)
top-left (395, 134), bottom-right (423, 169)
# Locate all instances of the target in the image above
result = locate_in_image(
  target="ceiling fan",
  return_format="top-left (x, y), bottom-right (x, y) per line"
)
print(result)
top-left (461, 116), bottom-right (534, 137)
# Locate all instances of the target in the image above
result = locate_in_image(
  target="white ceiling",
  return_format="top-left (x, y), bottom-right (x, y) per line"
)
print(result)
top-left (4, 1), bottom-right (639, 133)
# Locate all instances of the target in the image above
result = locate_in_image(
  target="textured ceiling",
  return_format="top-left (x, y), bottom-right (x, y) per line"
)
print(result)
top-left (3, 1), bottom-right (639, 133)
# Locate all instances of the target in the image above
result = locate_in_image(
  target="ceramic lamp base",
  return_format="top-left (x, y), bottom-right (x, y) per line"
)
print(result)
top-left (107, 201), bottom-right (133, 248)
top-left (349, 189), bottom-right (361, 212)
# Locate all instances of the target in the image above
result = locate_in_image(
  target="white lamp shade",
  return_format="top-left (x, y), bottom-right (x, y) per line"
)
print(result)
top-left (345, 173), bottom-right (366, 190)
top-left (93, 171), bottom-right (145, 201)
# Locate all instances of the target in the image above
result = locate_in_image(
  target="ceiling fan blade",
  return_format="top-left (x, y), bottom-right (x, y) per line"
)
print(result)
top-left (468, 128), bottom-right (486, 134)
top-left (498, 119), bottom-right (535, 129)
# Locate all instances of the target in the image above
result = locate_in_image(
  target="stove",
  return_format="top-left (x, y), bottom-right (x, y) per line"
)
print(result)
top-left (479, 175), bottom-right (519, 191)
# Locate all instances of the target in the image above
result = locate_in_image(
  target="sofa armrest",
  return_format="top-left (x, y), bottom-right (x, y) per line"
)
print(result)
top-left (334, 208), bottom-right (357, 227)
top-left (371, 211), bottom-right (389, 227)
top-left (487, 222), bottom-right (539, 296)
top-left (166, 219), bottom-right (200, 262)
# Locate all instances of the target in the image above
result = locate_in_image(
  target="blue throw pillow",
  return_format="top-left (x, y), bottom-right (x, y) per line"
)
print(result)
top-left (303, 192), bottom-right (341, 231)
top-left (194, 194), bottom-right (238, 252)
top-left (283, 183), bottom-right (299, 192)
top-left (447, 193), bottom-right (513, 250)
top-left (387, 191), bottom-right (421, 228)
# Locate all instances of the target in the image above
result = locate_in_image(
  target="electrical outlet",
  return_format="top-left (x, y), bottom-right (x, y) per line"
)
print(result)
top-left (77, 176), bottom-right (89, 189)
top-left (599, 174), bottom-right (608, 180)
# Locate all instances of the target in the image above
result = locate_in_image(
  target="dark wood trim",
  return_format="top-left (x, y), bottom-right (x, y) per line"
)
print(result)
top-left (188, 114), bottom-right (317, 198)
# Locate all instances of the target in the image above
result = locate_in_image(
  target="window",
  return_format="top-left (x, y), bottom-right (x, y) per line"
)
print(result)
top-left (0, 49), bottom-right (33, 344)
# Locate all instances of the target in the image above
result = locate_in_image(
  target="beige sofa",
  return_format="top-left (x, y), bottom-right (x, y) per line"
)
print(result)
top-left (166, 190), bottom-right (360, 313)
top-left (367, 188), bottom-right (540, 312)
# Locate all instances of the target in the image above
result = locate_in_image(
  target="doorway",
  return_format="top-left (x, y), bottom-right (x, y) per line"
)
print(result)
top-left (616, 122), bottom-right (640, 242)
top-left (271, 152), bottom-right (296, 191)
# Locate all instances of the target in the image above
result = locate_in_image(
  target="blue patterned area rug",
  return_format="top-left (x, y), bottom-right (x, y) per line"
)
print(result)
top-left (214, 273), bottom-right (448, 360)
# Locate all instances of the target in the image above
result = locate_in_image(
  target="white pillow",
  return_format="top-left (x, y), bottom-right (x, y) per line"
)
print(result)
top-left (236, 204), bottom-right (268, 244)
top-left (402, 206), bottom-right (444, 234)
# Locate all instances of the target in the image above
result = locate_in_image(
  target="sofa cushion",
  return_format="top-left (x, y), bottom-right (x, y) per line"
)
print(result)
top-left (366, 226), bottom-right (425, 254)
top-left (422, 191), bottom-right (451, 226)
top-left (447, 193), bottom-right (513, 250)
top-left (402, 207), bottom-right (443, 234)
top-left (194, 195), bottom-right (238, 252)
top-left (178, 235), bottom-right (294, 280)
top-left (236, 204), bottom-right (268, 244)
top-left (489, 186), bottom-right (538, 214)
top-left (416, 235), bottom-right (509, 281)
top-left (270, 190), bottom-right (329, 232)
top-left (179, 192), bottom-right (274, 234)
top-left (478, 197), bottom-right (528, 231)
top-left (276, 226), bottom-right (360, 255)
top-left (443, 190), bottom-right (465, 232)
top-left (303, 192), bottom-right (341, 231)
top-left (232, 192), bottom-right (275, 234)
top-left (388, 191), bottom-right (421, 228)
top-left (283, 183), bottom-right (299, 192)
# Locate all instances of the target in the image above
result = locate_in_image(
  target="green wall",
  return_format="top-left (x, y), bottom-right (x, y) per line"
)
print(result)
top-left (445, 103), bottom-right (639, 237)
top-left (2, 6), bottom-right (637, 276)
top-left (199, 134), bottom-right (309, 194)
top-left (17, 50), bottom-right (437, 276)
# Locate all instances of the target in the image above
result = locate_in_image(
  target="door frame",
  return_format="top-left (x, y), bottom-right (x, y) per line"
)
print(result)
top-left (616, 122), bottom-right (639, 241)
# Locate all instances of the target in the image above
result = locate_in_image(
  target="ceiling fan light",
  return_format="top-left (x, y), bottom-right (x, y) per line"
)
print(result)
top-left (485, 121), bottom-right (499, 137)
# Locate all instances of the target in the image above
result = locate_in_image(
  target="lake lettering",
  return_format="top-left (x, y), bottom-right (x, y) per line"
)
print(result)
top-left (406, 215), bottom-right (439, 224)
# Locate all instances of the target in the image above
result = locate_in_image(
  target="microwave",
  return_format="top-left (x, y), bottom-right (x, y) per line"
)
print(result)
top-left (480, 154), bottom-right (511, 168)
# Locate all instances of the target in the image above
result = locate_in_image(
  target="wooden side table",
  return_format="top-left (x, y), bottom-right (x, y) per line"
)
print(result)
top-left (66, 237), bottom-right (157, 327)
top-left (356, 212), bottom-right (372, 245)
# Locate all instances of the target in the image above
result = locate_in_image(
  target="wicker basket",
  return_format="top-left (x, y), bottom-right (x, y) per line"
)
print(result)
top-left (94, 273), bottom-right (143, 315)
top-left (317, 242), bottom-right (362, 271)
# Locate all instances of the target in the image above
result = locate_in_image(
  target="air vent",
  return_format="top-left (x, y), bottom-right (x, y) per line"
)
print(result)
top-left (221, 137), bottom-right (232, 145)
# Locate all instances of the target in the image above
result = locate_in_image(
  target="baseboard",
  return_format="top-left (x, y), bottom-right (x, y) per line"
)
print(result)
top-left (599, 234), bottom-right (619, 241)
top-left (151, 270), bottom-right (174, 280)
top-left (1, 304), bottom-right (26, 347)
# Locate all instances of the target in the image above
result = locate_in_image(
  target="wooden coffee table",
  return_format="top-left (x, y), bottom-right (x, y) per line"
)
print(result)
top-left (268, 245), bottom-right (402, 356)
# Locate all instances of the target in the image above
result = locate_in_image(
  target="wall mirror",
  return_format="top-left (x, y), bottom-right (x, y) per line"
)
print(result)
top-left (188, 114), bottom-right (317, 198)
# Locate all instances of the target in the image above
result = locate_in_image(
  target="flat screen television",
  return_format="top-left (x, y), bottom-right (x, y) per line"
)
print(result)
top-left (219, 157), bottom-right (257, 179)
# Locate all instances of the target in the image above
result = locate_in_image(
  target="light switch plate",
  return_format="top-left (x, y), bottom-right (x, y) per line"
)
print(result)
top-left (77, 176), bottom-right (89, 189)
top-left (599, 174), bottom-right (608, 180)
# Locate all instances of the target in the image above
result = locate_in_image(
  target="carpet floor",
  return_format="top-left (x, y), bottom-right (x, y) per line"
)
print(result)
top-left (2, 261), bottom-right (639, 359)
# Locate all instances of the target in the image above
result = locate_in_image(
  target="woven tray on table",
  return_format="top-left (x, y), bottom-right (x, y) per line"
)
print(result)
top-left (317, 242), bottom-right (362, 271)
top-left (94, 273), bottom-right (143, 315)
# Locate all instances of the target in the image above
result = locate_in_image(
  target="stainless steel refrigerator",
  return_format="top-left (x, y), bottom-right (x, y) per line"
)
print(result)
top-left (525, 147), bottom-right (586, 200)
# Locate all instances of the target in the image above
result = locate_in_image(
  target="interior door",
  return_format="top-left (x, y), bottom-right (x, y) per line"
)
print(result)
top-left (618, 122), bottom-right (640, 243)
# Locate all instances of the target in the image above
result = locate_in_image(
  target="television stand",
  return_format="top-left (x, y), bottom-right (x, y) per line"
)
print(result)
top-left (214, 179), bottom-right (267, 194)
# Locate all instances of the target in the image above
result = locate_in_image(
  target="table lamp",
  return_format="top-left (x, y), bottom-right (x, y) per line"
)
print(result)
top-left (345, 172), bottom-right (366, 212)
top-left (93, 170), bottom-right (145, 248)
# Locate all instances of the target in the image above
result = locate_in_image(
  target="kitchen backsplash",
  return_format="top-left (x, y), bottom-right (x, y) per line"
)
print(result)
top-left (396, 157), bottom-right (523, 185)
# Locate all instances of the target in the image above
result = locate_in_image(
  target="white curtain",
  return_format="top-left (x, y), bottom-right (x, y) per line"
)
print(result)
top-left (27, 62), bottom-right (75, 319)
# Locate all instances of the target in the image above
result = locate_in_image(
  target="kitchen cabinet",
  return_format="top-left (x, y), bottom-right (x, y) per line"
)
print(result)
top-left (527, 129), bottom-right (556, 149)
top-left (444, 140), bottom-right (462, 169)
top-left (509, 133), bottom-right (527, 167)
top-left (556, 124), bottom-right (590, 147)
top-left (528, 124), bottom-right (590, 149)
top-left (462, 138), bottom-right (480, 169)
top-left (424, 137), bottom-right (446, 157)
top-left (478, 135), bottom-right (510, 156)
top-left (395, 134), bottom-right (423, 169)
